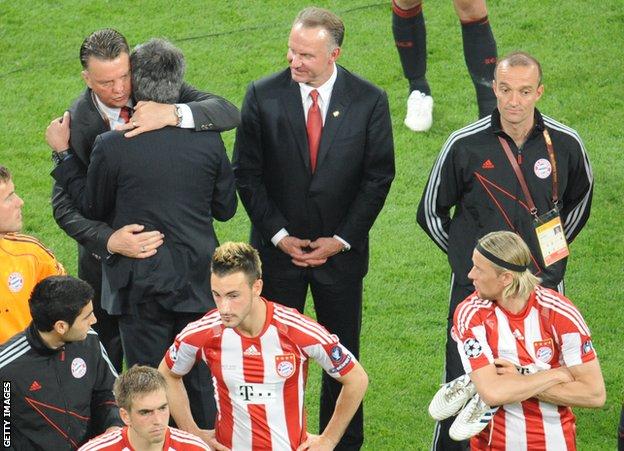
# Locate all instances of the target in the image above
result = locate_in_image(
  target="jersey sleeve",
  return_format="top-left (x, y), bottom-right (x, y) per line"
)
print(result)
top-left (543, 290), bottom-right (597, 367)
top-left (273, 304), bottom-right (356, 378)
top-left (38, 248), bottom-right (66, 279)
top-left (23, 236), bottom-right (66, 281)
top-left (452, 297), bottom-right (495, 374)
top-left (303, 337), bottom-right (357, 379)
top-left (165, 313), bottom-right (219, 376)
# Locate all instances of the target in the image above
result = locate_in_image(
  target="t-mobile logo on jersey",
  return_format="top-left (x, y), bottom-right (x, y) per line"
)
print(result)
top-left (237, 383), bottom-right (277, 404)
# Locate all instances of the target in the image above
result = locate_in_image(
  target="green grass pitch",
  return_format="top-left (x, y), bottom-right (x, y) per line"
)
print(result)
top-left (1, 1), bottom-right (622, 449)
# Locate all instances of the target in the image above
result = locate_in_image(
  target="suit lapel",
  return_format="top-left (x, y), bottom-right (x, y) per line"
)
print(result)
top-left (315, 67), bottom-right (352, 172)
top-left (70, 89), bottom-right (109, 166)
top-left (280, 76), bottom-right (311, 172)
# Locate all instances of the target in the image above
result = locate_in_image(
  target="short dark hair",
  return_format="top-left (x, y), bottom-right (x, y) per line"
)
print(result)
top-left (114, 365), bottom-right (167, 412)
top-left (130, 38), bottom-right (185, 104)
top-left (0, 166), bottom-right (11, 184)
top-left (29, 276), bottom-right (94, 332)
top-left (211, 242), bottom-right (262, 286)
top-left (79, 28), bottom-right (129, 69)
top-left (496, 51), bottom-right (543, 86)
top-left (294, 7), bottom-right (345, 48)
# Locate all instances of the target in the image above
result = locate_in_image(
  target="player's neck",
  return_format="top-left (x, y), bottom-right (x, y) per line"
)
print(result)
top-left (497, 294), bottom-right (530, 314)
top-left (127, 427), bottom-right (165, 451)
top-left (501, 116), bottom-right (535, 148)
top-left (38, 330), bottom-right (65, 350)
top-left (236, 297), bottom-right (267, 337)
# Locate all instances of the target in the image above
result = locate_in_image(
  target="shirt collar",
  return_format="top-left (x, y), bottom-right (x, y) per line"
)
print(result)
top-left (298, 63), bottom-right (338, 105)
top-left (26, 322), bottom-right (61, 356)
top-left (92, 92), bottom-right (133, 124)
top-left (491, 107), bottom-right (545, 136)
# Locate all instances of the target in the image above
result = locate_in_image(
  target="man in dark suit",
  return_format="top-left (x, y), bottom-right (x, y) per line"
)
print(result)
top-left (45, 28), bottom-right (240, 374)
top-left (233, 7), bottom-right (394, 450)
top-left (51, 38), bottom-right (237, 430)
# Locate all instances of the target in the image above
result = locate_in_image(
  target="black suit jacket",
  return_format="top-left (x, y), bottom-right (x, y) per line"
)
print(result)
top-left (233, 66), bottom-right (394, 282)
top-left (53, 127), bottom-right (237, 313)
top-left (51, 85), bottom-right (240, 288)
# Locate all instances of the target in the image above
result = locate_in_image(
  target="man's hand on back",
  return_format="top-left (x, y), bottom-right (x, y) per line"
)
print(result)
top-left (116, 101), bottom-right (178, 138)
top-left (107, 224), bottom-right (164, 258)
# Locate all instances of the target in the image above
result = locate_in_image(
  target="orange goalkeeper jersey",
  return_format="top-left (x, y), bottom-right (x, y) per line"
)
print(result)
top-left (0, 233), bottom-right (65, 343)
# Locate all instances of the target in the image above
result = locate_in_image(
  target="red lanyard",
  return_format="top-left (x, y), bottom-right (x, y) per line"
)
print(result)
top-left (497, 129), bottom-right (559, 218)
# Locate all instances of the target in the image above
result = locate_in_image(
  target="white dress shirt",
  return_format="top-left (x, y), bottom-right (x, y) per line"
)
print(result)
top-left (93, 94), bottom-right (194, 130)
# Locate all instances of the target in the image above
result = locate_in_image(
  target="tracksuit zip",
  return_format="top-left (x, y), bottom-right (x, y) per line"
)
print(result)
top-left (55, 347), bottom-right (74, 448)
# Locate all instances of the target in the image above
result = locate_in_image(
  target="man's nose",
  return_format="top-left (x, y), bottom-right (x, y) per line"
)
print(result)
top-left (290, 54), bottom-right (301, 67)
top-left (219, 299), bottom-right (231, 314)
top-left (112, 79), bottom-right (125, 93)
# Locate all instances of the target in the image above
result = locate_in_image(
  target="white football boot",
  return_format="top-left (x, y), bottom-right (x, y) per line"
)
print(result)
top-left (449, 393), bottom-right (499, 441)
top-left (428, 374), bottom-right (476, 421)
top-left (404, 90), bottom-right (433, 132)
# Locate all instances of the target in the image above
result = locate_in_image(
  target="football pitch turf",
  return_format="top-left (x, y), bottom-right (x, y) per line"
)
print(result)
top-left (1, 1), bottom-right (622, 449)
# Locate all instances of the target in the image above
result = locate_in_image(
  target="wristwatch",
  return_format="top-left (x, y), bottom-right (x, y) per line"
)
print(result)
top-left (52, 149), bottom-right (70, 166)
top-left (174, 104), bottom-right (183, 126)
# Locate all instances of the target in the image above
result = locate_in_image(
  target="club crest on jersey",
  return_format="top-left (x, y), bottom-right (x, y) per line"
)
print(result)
top-left (71, 357), bottom-right (87, 378)
top-left (8, 272), bottom-right (24, 293)
top-left (275, 353), bottom-right (296, 378)
top-left (463, 338), bottom-right (483, 359)
top-left (534, 158), bottom-right (552, 179)
top-left (533, 338), bottom-right (554, 363)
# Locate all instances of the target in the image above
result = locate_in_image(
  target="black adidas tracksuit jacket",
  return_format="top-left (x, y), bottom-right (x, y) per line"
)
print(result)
top-left (0, 324), bottom-right (122, 450)
top-left (417, 108), bottom-right (593, 289)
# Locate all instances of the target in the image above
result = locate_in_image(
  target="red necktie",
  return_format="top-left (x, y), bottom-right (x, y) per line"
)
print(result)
top-left (119, 106), bottom-right (132, 124)
top-left (306, 90), bottom-right (322, 172)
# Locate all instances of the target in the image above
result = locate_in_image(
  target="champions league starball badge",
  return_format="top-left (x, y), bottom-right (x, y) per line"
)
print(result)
top-left (463, 338), bottom-right (483, 359)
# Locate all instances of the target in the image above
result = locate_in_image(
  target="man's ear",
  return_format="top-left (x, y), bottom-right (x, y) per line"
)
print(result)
top-left (329, 46), bottom-right (341, 63)
top-left (119, 407), bottom-right (132, 427)
top-left (500, 271), bottom-right (514, 288)
top-left (81, 70), bottom-right (92, 89)
top-left (252, 278), bottom-right (263, 298)
top-left (53, 320), bottom-right (70, 336)
top-left (536, 84), bottom-right (544, 102)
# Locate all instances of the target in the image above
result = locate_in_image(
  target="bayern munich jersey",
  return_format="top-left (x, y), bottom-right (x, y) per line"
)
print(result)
top-left (78, 426), bottom-right (209, 450)
top-left (165, 299), bottom-right (356, 451)
top-left (452, 286), bottom-right (597, 451)
top-left (0, 233), bottom-right (65, 343)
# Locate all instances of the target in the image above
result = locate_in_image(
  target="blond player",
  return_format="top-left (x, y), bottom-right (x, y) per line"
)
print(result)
top-left (449, 231), bottom-right (605, 450)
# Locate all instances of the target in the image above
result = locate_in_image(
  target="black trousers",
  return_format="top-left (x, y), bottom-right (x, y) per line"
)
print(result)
top-left (118, 300), bottom-right (217, 429)
top-left (618, 404), bottom-right (624, 451)
top-left (262, 269), bottom-right (364, 451)
top-left (78, 251), bottom-right (123, 373)
top-left (430, 275), bottom-right (473, 451)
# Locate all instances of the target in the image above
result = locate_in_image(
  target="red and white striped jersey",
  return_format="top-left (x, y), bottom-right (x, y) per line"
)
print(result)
top-left (452, 286), bottom-right (597, 451)
top-left (77, 426), bottom-right (209, 450)
top-left (165, 299), bottom-right (356, 451)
